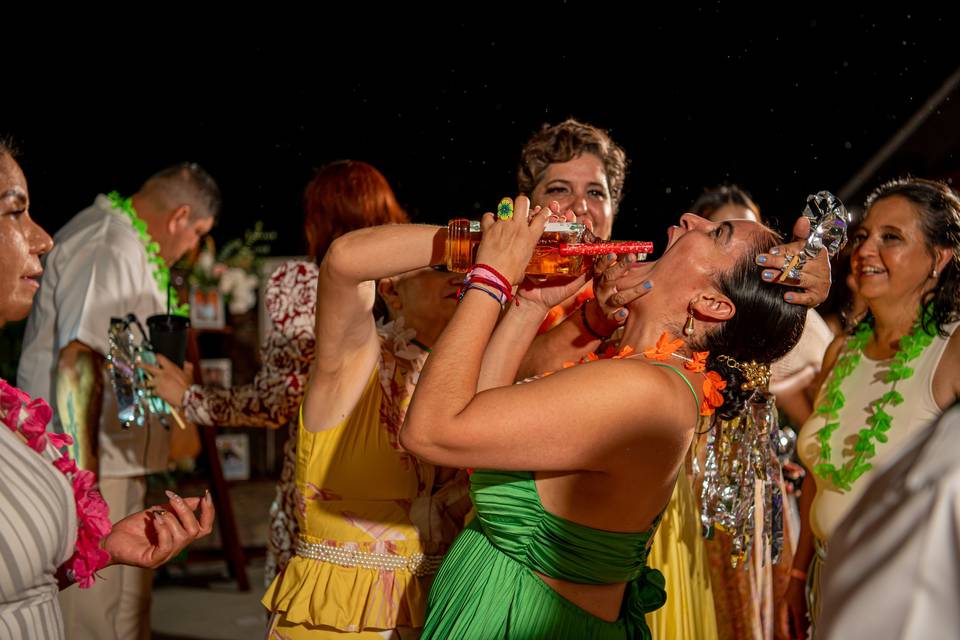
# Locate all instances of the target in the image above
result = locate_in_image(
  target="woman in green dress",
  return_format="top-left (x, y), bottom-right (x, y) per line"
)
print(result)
top-left (401, 196), bottom-right (808, 639)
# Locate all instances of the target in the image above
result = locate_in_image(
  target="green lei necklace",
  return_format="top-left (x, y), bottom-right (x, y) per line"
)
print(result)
top-left (107, 191), bottom-right (189, 316)
top-left (814, 306), bottom-right (936, 491)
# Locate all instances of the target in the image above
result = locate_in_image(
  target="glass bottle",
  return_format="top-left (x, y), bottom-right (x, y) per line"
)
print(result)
top-left (444, 219), bottom-right (652, 276)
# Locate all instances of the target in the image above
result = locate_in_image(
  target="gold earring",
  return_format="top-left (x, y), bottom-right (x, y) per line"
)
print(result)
top-left (683, 302), bottom-right (696, 336)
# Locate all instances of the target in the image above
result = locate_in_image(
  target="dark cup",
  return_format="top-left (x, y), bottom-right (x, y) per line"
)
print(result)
top-left (146, 314), bottom-right (190, 367)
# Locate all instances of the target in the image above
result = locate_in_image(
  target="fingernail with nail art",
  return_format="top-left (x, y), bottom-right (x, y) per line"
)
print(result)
top-left (756, 255), bottom-right (767, 264)
top-left (762, 270), bottom-right (775, 280)
top-left (770, 247), bottom-right (780, 255)
top-left (615, 309), bottom-right (628, 320)
top-left (642, 280), bottom-right (653, 289)
top-left (165, 490), bottom-right (182, 504)
top-left (785, 293), bottom-right (795, 301)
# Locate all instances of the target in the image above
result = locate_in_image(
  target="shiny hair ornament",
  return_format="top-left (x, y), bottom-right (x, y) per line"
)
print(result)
top-left (697, 190), bottom-right (849, 568)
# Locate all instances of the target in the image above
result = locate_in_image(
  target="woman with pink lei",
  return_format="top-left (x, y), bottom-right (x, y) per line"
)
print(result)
top-left (0, 140), bottom-right (215, 639)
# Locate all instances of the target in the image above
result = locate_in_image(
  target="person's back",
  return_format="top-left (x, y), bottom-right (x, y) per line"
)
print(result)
top-left (19, 196), bottom-right (170, 474)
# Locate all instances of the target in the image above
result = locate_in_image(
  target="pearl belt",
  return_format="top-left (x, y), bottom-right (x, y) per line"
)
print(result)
top-left (295, 537), bottom-right (443, 577)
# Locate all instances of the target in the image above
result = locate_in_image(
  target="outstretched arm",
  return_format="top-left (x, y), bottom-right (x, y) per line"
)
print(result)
top-left (303, 224), bottom-right (446, 433)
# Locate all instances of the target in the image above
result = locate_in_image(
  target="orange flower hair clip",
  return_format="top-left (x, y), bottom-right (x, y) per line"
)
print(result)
top-left (642, 333), bottom-right (726, 417)
top-left (700, 371), bottom-right (727, 416)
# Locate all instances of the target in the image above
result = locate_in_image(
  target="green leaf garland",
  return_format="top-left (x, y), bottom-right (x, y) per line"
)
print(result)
top-left (813, 308), bottom-right (936, 492)
top-left (106, 192), bottom-right (189, 317)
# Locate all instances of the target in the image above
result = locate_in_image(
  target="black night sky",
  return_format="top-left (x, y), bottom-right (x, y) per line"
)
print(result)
top-left (7, 8), bottom-right (960, 259)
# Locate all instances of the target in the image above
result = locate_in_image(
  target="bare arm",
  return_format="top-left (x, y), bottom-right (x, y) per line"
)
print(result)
top-left (777, 388), bottom-right (815, 426)
top-left (515, 251), bottom-right (655, 380)
top-left (302, 224), bottom-right (446, 432)
top-left (792, 473), bottom-right (817, 574)
top-left (57, 493), bottom-right (216, 590)
top-left (478, 298), bottom-right (549, 390)
top-left (785, 471), bottom-right (817, 638)
top-left (932, 329), bottom-right (960, 410)
top-left (55, 340), bottom-right (103, 473)
top-left (480, 272), bottom-right (592, 389)
top-left (515, 300), bottom-right (606, 380)
top-left (785, 336), bottom-right (844, 634)
top-left (402, 199), bottom-right (696, 472)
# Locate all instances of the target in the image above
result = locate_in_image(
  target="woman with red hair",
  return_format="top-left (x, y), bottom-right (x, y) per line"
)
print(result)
top-left (145, 160), bottom-right (410, 585)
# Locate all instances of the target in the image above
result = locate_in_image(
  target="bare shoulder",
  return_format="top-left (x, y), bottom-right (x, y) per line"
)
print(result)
top-left (567, 357), bottom-right (700, 443)
top-left (933, 325), bottom-right (960, 407)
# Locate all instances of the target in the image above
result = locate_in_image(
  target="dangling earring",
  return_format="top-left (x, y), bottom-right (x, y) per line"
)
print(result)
top-left (932, 268), bottom-right (939, 279)
top-left (683, 301), bottom-right (696, 336)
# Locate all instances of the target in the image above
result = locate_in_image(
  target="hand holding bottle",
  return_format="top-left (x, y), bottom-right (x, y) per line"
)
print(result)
top-left (475, 196), bottom-right (549, 286)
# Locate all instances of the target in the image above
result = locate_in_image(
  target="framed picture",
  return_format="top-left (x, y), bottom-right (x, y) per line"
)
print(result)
top-left (190, 285), bottom-right (225, 329)
top-left (199, 358), bottom-right (232, 389)
top-left (257, 256), bottom-right (310, 342)
top-left (215, 433), bottom-right (250, 481)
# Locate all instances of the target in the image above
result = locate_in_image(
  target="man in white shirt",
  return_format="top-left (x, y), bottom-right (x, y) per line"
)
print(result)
top-left (17, 162), bottom-right (220, 640)
top-left (816, 403), bottom-right (960, 640)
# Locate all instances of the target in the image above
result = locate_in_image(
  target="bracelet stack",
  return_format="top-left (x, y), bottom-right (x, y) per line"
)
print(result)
top-left (458, 264), bottom-right (514, 309)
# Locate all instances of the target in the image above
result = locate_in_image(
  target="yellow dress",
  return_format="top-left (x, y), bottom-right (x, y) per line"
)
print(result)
top-left (263, 324), bottom-right (471, 638)
top-left (645, 471), bottom-right (719, 640)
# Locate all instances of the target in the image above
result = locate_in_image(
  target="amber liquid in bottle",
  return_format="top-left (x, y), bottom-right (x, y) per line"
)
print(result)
top-left (445, 219), bottom-right (587, 275)
top-left (445, 219), bottom-right (651, 276)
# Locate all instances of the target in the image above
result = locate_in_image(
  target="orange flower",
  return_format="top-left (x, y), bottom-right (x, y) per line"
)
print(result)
top-left (700, 371), bottom-right (726, 416)
top-left (642, 332), bottom-right (684, 361)
top-left (615, 345), bottom-right (635, 359)
top-left (685, 351), bottom-right (709, 373)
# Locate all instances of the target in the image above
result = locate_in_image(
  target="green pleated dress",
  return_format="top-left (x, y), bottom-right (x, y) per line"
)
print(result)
top-left (421, 469), bottom-right (667, 639)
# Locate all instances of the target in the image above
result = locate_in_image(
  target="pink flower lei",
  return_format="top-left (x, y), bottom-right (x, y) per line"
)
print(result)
top-left (0, 379), bottom-right (111, 588)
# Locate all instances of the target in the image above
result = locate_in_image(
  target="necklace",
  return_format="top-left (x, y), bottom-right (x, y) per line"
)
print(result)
top-left (813, 308), bottom-right (936, 491)
top-left (0, 379), bottom-right (111, 587)
top-left (542, 332), bottom-right (724, 416)
top-left (106, 191), bottom-right (188, 316)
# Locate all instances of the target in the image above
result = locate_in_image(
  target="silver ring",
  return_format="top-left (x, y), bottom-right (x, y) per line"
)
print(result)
top-left (777, 252), bottom-right (805, 283)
